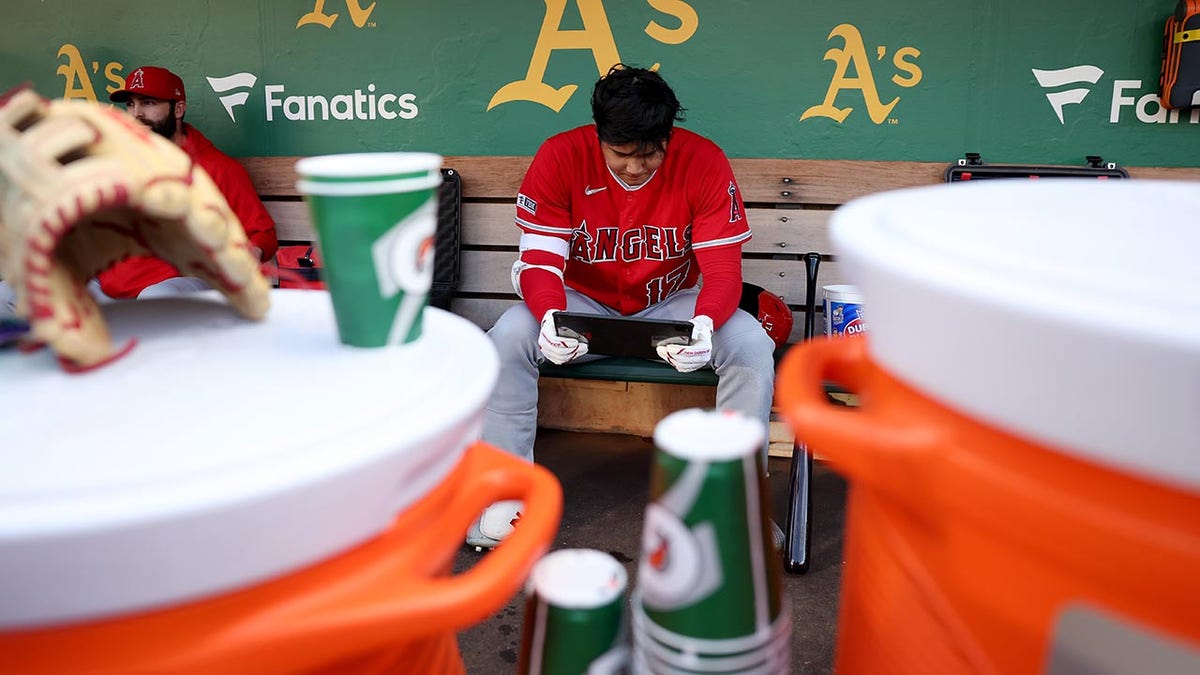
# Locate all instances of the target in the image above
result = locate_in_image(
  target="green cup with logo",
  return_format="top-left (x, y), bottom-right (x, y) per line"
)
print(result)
top-left (634, 409), bottom-right (786, 656)
top-left (631, 598), bottom-right (791, 673)
top-left (518, 548), bottom-right (630, 675)
top-left (295, 152), bottom-right (442, 347)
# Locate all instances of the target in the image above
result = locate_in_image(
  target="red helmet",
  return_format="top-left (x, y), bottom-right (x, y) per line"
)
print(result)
top-left (740, 283), bottom-right (794, 348)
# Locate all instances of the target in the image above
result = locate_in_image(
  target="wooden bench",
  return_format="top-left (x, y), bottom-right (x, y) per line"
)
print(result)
top-left (240, 154), bottom-right (1198, 573)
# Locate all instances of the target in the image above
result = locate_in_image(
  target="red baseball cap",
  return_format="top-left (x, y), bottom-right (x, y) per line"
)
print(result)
top-left (109, 66), bottom-right (186, 103)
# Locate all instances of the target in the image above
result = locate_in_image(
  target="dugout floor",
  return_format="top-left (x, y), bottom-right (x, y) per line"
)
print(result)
top-left (454, 428), bottom-right (847, 675)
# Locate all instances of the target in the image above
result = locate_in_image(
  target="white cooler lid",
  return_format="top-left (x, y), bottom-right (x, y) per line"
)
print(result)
top-left (830, 179), bottom-right (1200, 491)
top-left (0, 290), bottom-right (498, 628)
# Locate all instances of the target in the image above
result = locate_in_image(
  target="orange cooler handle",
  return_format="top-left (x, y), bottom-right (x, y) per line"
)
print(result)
top-left (219, 440), bottom-right (565, 664)
top-left (776, 336), bottom-right (941, 503)
top-left (308, 440), bottom-right (562, 624)
top-left (2, 441), bottom-right (564, 675)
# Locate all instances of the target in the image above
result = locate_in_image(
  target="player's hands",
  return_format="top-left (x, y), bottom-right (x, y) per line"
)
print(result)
top-left (537, 309), bottom-right (588, 365)
top-left (657, 315), bottom-right (713, 373)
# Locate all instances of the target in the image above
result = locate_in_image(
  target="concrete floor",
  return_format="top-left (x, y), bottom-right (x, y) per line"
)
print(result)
top-left (454, 429), bottom-right (848, 674)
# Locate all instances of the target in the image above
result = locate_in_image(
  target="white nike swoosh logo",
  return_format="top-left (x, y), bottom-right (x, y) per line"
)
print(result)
top-left (584, 185), bottom-right (607, 195)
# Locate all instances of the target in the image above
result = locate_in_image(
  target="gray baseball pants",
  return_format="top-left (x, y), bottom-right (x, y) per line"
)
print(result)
top-left (482, 287), bottom-right (777, 466)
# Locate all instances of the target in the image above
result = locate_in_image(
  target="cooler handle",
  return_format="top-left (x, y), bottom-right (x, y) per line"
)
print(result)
top-left (776, 336), bottom-right (941, 500)
top-left (230, 441), bottom-right (564, 663)
top-left (397, 441), bottom-right (564, 625)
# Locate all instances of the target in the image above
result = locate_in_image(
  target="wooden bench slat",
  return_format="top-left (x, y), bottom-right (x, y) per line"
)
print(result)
top-left (744, 209), bottom-right (833, 255)
top-left (247, 155), bottom-right (949, 203)
top-left (443, 156), bottom-right (946, 204)
top-left (744, 257), bottom-right (849, 304)
top-left (462, 203), bottom-right (512, 246)
top-left (242, 157), bottom-right (303, 196)
top-left (264, 201), bottom-right (311, 241)
top-left (244, 156), bottom-right (1200, 204)
top-left (729, 158), bottom-right (946, 205)
top-left (450, 297), bottom-right (519, 331)
top-left (1127, 166), bottom-right (1200, 181)
top-left (458, 250), bottom-right (518, 294)
top-left (244, 156), bottom-right (535, 200)
top-left (271, 199), bottom-right (835, 255)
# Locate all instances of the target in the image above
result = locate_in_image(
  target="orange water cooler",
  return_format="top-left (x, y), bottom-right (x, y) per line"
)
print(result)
top-left (777, 180), bottom-right (1200, 674)
top-left (0, 292), bottom-right (562, 674)
top-left (0, 442), bottom-right (559, 674)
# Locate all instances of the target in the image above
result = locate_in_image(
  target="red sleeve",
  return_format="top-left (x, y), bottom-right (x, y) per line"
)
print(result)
top-left (693, 245), bottom-right (742, 328)
top-left (678, 135), bottom-right (747, 328)
top-left (514, 133), bottom-right (577, 318)
top-left (209, 157), bottom-right (278, 261)
top-left (519, 267), bottom-right (567, 320)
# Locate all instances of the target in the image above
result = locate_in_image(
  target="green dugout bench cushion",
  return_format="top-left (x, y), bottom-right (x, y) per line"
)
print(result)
top-left (537, 346), bottom-right (797, 388)
top-left (539, 356), bottom-right (719, 386)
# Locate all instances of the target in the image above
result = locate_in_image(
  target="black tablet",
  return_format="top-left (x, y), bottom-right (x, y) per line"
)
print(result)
top-left (553, 312), bottom-right (693, 360)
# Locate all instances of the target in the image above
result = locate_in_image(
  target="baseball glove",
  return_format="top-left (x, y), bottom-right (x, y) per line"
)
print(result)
top-left (0, 87), bottom-right (269, 371)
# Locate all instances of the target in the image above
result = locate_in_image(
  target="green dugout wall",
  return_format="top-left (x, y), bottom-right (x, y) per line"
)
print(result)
top-left (2, 1), bottom-right (1197, 166)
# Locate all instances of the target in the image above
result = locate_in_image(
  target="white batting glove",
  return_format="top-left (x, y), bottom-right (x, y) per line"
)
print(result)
top-left (657, 315), bottom-right (714, 373)
top-left (538, 309), bottom-right (588, 365)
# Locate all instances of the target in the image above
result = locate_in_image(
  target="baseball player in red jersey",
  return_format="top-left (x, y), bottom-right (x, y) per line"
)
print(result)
top-left (470, 65), bottom-right (778, 550)
top-left (98, 66), bottom-right (277, 299)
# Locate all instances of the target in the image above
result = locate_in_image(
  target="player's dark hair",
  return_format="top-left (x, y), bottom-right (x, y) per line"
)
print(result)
top-left (591, 64), bottom-right (686, 155)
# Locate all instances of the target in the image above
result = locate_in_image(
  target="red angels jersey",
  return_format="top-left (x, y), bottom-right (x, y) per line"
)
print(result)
top-left (515, 125), bottom-right (750, 315)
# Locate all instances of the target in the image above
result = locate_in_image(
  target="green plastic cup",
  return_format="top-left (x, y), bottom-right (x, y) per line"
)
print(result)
top-left (635, 409), bottom-right (785, 648)
top-left (518, 548), bottom-right (629, 675)
top-left (631, 596), bottom-right (791, 673)
top-left (295, 152), bottom-right (442, 347)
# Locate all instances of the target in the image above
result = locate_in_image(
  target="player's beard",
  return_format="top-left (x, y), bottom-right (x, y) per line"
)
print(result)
top-left (145, 111), bottom-right (178, 140)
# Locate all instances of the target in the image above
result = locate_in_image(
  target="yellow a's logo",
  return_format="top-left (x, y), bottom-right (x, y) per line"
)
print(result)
top-left (297, 0), bottom-right (377, 29)
top-left (489, 0), bottom-right (699, 112)
top-left (56, 44), bottom-right (125, 102)
top-left (801, 24), bottom-right (922, 125)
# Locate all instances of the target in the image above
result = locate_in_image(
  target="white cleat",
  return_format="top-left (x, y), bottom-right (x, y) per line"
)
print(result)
top-left (465, 500), bottom-right (524, 551)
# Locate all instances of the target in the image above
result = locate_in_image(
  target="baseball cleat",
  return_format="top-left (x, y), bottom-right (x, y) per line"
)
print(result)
top-left (465, 500), bottom-right (523, 551)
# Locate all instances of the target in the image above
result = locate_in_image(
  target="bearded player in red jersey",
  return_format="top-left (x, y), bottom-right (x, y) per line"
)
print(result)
top-left (470, 65), bottom-right (778, 550)
top-left (99, 66), bottom-right (277, 299)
